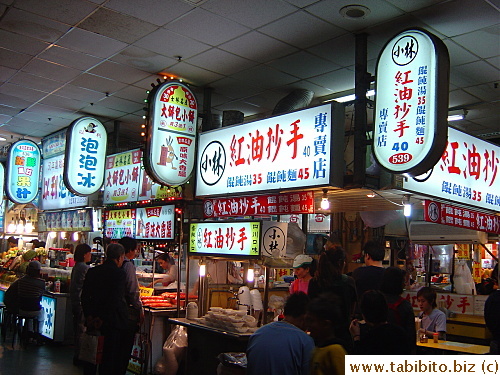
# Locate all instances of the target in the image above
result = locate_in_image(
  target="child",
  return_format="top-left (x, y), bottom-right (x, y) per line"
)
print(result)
top-left (417, 287), bottom-right (446, 340)
top-left (306, 294), bottom-right (347, 375)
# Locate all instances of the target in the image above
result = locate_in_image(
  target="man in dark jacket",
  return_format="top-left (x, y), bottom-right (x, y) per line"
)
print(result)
top-left (81, 243), bottom-right (129, 375)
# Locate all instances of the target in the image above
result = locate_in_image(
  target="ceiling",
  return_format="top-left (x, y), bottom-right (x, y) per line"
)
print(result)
top-left (0, 0), bottom-right (498, 153)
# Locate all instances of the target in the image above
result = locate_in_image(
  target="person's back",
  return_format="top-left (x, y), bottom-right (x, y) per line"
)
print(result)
top-left (246, 293), bottom-right (314, 375)
top-left (352, 241), bottom-right (385, 297)
top-left (380, 267), bottom-right (416, 351)
top-left (17, 274), bottom-right (45, 311)
top-left (247, 320), bottom-right (314, 375)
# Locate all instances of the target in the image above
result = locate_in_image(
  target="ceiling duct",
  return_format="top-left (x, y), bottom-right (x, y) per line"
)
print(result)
top-left (272, 89), bottom-right (314, 116)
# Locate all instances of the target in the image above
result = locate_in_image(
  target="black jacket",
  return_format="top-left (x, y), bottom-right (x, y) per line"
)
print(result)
top-left (81, 260), bottom-right (129, 330)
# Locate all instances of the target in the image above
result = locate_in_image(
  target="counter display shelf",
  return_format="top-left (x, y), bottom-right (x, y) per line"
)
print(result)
top-left (417, 340), bottom-right (490, 354)
top-left (168, 317), bottom-right (250, 375)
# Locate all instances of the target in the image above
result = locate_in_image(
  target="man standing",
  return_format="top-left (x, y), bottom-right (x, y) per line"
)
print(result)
top-left (118, 236), bottom-right (144, 373)
top-left (352, 241), bottom-right (386, 298)
top-left (246, 293), bottom-right (314, 375)
top-left (81, 243), bottom-right (129, 375)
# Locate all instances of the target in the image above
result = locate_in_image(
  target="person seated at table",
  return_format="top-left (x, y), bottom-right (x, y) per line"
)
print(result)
top-left (484, 264), bottom-right (499, 354)
top-left (417, 286), bottom-right (446, 340)
top-left (150, 252), bottom-right (178, 288)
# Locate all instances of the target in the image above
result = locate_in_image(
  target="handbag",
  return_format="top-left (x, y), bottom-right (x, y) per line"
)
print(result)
top-left (79, 332), bottom-right (105, 365)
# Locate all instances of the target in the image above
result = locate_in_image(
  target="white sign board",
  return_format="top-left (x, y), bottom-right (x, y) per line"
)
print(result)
top-left (41, 155), bottom-right (88, 210)
top-left (135, 205), bottom-right (175, 240)
top-left (261, 221), bottom-right (288, 258)
top-left (64, 117), bottom-right (107, 196)
top-left (196, 103), bottom-right (344, 196)
top-left (400, 127), bottom-right (500, 212)
top-left (145, 81), bottom-right (197, 186)
top-left (373, 28), bottom-right (449, 175)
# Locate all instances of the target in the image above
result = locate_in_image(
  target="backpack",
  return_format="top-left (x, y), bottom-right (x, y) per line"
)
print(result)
top-left (387, 296), bottom-right (404, 326)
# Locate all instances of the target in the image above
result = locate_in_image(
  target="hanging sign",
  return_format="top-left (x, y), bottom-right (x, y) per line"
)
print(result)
top-left (6, 139), bottom-right (41, 204)
top-left (138, 167), bottom-right (183, 200)
top-left (44, 209), bottom-right (93, 231)
top-left (399, 127), bottom-right (500, 212)
top-left (189, 221), bottom-right (261, 258)
top-left (64, 116), bottom-right (107, 196)
top-left (196, 103), bottom-right (344, 197)
top-left (261, 221), bottom-right (288, 258)
top-left (41, 154), bottom-right (88, 209)
top-left (135, 205), bottom-right (175, 240)
top-left (373, 28), bottom-right (449, 175)
top-left (203, 191), bottom-right (314, 218)
top-left (144, 81), bottom-right (197, 186)
top-left (424, 200), bottom-right (500, 234)
top-left (103, 149), bottom-right (141, 204)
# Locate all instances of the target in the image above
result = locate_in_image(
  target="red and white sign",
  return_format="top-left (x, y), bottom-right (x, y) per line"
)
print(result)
top-left (373, 28), bottom-right (449, 175)
top-left (424, 200), bottom-right (500, 234)
top-left (103, 150), bottom-right (142, 204)
top-left (203, 191), bottom-right (314, 218)
top-left (404, 291), bottom-right (474, 315)
top-left (135, 205), bottom-right (174, 240)
top-left (402, 127), bottom-right (500, 212)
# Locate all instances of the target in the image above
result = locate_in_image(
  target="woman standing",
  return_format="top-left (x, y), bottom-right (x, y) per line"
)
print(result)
top-left (70, 243), bottom-right (92, 366)
top-left (150, 252), bottom-right (178, 288)
top-left (289, 254), bottom-right (315, 295)
top-left (308, 244), bottom-right (357, 352)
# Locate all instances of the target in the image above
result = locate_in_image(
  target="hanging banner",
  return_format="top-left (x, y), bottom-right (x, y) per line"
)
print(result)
top-left (103, 149), bottom-right (142, 204)
top-left (64, 116), bottom-right (107, 196)
top-left (42, 128), bottom-right (66, 158)
top-left (424, 200), bottom-right (500, 234)
top-left (203, 191), bottom-right (314, 218)
top-left (135, 205), bottom-right (175, 240)
top-left (398, 127), bottom-right (500, 212)
top-left (43, 209), bottom-right (93, 232)
top-left (189, 221), bottom-right (261, 258)
top-left (144, 81), bottom-right (197, 186)
top-left (373, 28), bottom-right (449, 176)
top-left (41, 154), bottom-right (88, 210)
top-left (104, 209), bottom-right (136, 239)
top-left (6, 139), bottom-right (41, 204)
top-left (196, 103), bottom-right (344, 197)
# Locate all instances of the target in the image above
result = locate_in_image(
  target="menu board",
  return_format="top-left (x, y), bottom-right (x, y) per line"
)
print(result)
top-left (189, 221), bottom-right (261, 258)
top-left (104, 209), bottom-right (136, 239)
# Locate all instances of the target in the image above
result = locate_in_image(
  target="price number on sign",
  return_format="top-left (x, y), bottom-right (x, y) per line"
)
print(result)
top-left (252, 173), bottom-right (262, 184)
top-left (298, 168), bottom-right (309, 179)
top-left (472, 190), bottom-right (482, 201)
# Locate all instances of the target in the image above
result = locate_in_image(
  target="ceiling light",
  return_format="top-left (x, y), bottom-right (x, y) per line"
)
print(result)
top-left (447, 114), bottom-right (464, 122)
top-left (320, 189), bottom-right (330, 210)
top-left (366, 193), bottom-right (376, 198)
top-left (340, 5), bottom-right (371, 19)
top-left (0, 137), bottom-right (6, 141)
top-left (246, 262), bottom-right (254, 283)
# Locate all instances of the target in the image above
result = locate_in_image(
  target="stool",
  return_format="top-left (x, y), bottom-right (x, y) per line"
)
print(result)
top-left (14, 313), bottom-right (41, 347)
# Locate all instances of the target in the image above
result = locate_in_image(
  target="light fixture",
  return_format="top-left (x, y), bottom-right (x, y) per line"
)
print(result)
top-left (324, 89), bottom-right (375, 103)
top-left (7, 218), bottom-right (16, 233)
top-left (447, 114), bottom-right (464, 122)
top-left (73, 232), bottom-right (79, 241)
top-left (447, 108), bottom-right (467, 122)
top-left (60, 231), bottom-right (66, 240)
top-left (25, 217), bottom-right (33, 233)
top-left (366, 193), bottom-right (376, 198)
top-left (0, 136), bottom-right (6, 141)
top-left (199, 259), bottom-right (206, 277)
top-left (403, 195), bottom-right (412, 217)
top-left (320, 189), bottom-right (330, 210)
top-left (16, 220), bottom-right (24, 233)
top-left (49, 231), bottom-right (57, 239)
top-left (246, 262), bottom-right (255, 283)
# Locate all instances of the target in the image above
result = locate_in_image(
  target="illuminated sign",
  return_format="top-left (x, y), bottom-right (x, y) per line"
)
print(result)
top-left (196, 103), bottom-right (344, 196)
top-left (398, 127), bottom-right (500, 212)
top-left (6, 139), bottom-right (41, 204)
top-left (373, 28), bottom-right (449, 175)
top-left (41, 295), bottom-right (56, 340)
top-left (104, 209), bottom-right (136, 239)
top-left (103, 149), bottom-right (142, 204)
top-left (261, 221), bottom-right (287, 258)
top-left (203, 191), bottom-right (314, 218)
top-left (144, 81), bottom-right (197, 186)
top-left (424, 200), bottom-right (500, 234)
top-left (41, 154), bottom-right (88, 210)
top-left (64, 116), bottom-right (107, 196)
top-left (44, 209), bottom-right (93, 232)
top-left (189, 221), bottom-right (261, 258)
top-left (136, 205), bottom-right (175, 240)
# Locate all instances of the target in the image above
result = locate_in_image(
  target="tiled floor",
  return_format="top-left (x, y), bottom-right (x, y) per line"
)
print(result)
top-left (0, 338), bottom-right (82, 375)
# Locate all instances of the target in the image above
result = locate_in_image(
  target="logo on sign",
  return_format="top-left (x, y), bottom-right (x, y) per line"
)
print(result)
top-left (392, 35), bottom-right (418, 65)
top-left (200, 141), bottom-right (226, 186)
top-left (427, 202), bottom-right (439, 222)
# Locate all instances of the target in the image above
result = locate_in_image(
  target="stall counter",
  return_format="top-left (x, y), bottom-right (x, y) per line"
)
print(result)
top-left (169, 317), bottom-right (250, 375)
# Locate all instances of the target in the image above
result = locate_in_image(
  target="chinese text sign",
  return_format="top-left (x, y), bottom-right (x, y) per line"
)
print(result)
top-left (135, 205), bottom-right (175, 240)
top-left (6, 139), bottom-right (41, 204)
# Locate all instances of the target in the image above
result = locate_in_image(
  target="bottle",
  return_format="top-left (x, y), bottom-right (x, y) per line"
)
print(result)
top-left (54, 278), bottom-right (61, 293)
